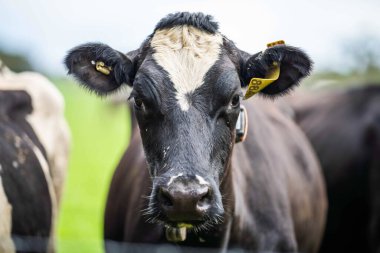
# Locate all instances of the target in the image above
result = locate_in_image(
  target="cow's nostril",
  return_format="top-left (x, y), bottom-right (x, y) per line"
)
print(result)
top-left (200, 190), bottom-right (209, 201)
top-left (159, 188), bottom-right (173, 207)
top-left (197, 187), bottom-right (212, 206)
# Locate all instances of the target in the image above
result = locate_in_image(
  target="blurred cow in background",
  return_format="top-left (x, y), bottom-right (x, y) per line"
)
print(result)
top-left (282, 85), bottom-right (380, 253)
top-left (0, 60), bottom-right (70, 253)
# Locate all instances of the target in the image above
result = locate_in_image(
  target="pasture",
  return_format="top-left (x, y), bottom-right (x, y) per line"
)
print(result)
top-left (54, 78), bottom-right (130, 253)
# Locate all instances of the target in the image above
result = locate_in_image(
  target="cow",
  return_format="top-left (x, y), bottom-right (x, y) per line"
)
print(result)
top-left (0, 60), bottom-right (70, 253)
top-left (282, 85), bottom-right (380, 253)
top-left (64, 12), bottom-right (327, 252)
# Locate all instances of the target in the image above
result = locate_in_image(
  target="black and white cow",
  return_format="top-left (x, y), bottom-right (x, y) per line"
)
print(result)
top-left (0, 61), bottom-right (70, 253)
top-left (65, 12), bottom-right (327, 252)
top-left (282, 85), bottom-right (380, 253)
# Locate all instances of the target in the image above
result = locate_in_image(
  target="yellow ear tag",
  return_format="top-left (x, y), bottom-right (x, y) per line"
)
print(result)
top-left (243, 40), bottom-right (285, 100)
top-left (266, 40), bottom-right (285, 48)
top-left (94, 61), bottom-right (112, 75)
top-left (243, 63), bottom-right (280, 100)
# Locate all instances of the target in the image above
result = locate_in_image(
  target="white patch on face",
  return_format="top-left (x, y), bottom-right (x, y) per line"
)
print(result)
top-left (151, 25), bottom-right (223, 111)
top-left (196, 175), bottom-right (209, 185)
top-left (167, 173), bottom-right (183, 186)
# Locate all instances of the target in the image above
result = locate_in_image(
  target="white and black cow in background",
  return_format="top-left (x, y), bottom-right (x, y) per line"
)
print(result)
top-left (0, 60), bottom-right (70, 253)
top-left (65, 12), bottom-right (327, 252)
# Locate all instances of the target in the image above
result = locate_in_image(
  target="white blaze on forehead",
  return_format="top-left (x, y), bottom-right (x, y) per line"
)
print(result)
top-left (151, 25), bottom-right (223, 111)
top-left (196, 175), bottom-right (209, 185)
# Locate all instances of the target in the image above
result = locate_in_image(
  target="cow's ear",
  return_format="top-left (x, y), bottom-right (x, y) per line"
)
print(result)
top-left (64, 43), bottom-right (134, 95)
top-left (242, 44), bottom-right (312, 98)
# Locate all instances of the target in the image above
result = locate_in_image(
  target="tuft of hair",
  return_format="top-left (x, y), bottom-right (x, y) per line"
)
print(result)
top-left (154, 12), bottom-right (219, 34)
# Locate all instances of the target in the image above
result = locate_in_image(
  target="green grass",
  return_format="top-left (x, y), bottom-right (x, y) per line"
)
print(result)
top-left (54, 79), bottom-right (130, 253)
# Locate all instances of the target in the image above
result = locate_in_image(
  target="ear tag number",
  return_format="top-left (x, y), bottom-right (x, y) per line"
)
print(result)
top-left (94, 61), bottom-right (112, 75)
top-left (243, 63), bottom-right (280, 100)
top-left (243, 40), bottom-right (285, 100)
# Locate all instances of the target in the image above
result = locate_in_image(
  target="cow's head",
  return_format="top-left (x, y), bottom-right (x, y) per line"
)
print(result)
top-left (65, 12), bottom-right (312, 240)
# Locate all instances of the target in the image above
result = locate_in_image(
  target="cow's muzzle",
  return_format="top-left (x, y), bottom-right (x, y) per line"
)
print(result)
top-left (148, 174), bottom-right (224, 241)
top-left (157, 183), bottom-right (211, 222)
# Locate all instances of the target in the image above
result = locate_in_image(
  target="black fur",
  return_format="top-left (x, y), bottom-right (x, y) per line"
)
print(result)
top-left (154, 12), bottom-right (219, 34)
top-left (64, 43), bottom-right (133, 95)
top-left (244, 45), bottom-right (313, 96)
top-left (0, 91), bottom-right (52, 252)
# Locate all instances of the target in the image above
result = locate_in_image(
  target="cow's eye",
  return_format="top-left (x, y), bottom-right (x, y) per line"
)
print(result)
top-left (230, 94), bottom-right (241, 108)
top-left (134, 98), bottom-right (144, 109)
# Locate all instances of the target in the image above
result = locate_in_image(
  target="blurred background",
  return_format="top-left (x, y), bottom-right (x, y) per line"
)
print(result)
top-left (1, 0), bottom-right (379, 252)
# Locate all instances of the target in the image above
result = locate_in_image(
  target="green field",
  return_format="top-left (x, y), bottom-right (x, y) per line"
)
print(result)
top-left (54, 78), bottom-right (131, 253)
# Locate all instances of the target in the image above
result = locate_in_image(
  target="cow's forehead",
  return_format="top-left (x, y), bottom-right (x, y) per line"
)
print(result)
top-left (150, 25), bottom-right (223, 111)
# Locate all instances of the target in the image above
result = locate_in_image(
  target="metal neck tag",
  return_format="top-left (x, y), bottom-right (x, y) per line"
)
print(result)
top-left (235, 105), bottom-right (248, 143)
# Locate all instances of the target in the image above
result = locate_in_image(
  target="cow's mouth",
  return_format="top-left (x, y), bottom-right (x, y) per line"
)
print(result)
top-left (142, 208), bottom-right (222, 242)
top-left (143, 198), bottom-right (224, 241)
top-left (164, 218), bottom-right (223, 242)
top-left (165, 223), bottom-right (193, 242)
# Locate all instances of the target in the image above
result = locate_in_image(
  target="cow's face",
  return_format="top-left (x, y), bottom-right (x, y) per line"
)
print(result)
top-left (65, 12), bottom-right (312, 236)
top-left (130, 33), bottom-right (240, 229)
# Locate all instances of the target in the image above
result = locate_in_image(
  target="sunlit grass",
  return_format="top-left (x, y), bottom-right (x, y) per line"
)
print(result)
top-left (54, 79), bottom-right (130, 253)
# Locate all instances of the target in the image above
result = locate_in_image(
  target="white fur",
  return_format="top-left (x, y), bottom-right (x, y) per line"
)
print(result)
top-left (196, 175), bottom-right (209, 185)
top-left (151, 26), bottom-right (223, 111)
top-left (167, 173), bottom-right (183, 186)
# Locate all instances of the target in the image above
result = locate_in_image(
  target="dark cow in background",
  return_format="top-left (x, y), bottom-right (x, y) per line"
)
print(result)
top-left (65, 12), bottom-right (327, 252)
top-left (283, 85), bottom-right (380, 253)
top-left (0, 61), bottom-right (70, 253)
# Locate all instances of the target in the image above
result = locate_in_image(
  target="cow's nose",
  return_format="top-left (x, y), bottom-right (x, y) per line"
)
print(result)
top-left (157, 185), bottom-right (212, 221)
